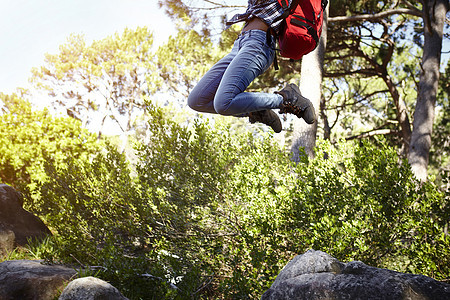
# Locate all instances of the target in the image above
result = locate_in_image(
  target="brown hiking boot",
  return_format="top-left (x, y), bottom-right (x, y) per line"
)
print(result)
top-left (248, 109), bottom-right (282, 133)
top-left (276, 83), bottom-right (316, 124)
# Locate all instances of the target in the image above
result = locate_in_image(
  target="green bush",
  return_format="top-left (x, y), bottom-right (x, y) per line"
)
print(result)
top-left (33, 102), bottom-right (448, 299)
top-left (283, 139), bottom-right (449, 279)
top-left (0, 93), bottom-right (100, 205)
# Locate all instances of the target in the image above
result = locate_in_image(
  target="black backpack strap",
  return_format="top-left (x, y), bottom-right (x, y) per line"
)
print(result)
top-left (290, 19), bottom-right (320, 45)
top-left (269, 0), bottom-right (300, 70)
top-left (273, 51), bottom-right (279, 70)
top-left (273, 0), bottom-right (300, 24)
top-left (266, 30), bottom-right (279, 70)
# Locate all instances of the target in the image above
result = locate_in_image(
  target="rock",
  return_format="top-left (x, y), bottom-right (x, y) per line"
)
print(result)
top-left (261, 249), bottom-right (450, 300)
top-left (0, 184), bottom-right (51, 248)
top-left (59, 276), bottom-right (129, 300)
top-left (0, 259), bottom-right (77, 300)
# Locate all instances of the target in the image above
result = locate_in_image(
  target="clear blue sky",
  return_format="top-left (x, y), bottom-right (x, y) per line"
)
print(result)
top-left (0, 0), bottom-right (176, 94)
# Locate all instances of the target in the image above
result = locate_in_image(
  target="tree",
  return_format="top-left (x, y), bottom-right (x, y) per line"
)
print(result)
top-left (157, 0), bottom-right (450, 182)
top-left (157, 0), bottom-right (246, 33)
top-left (0, 93), bottom-right (100, 204)
top-left (325, 0), bottom-right (449, 180)
top-left (429, 60), bottom-right (449, 181)
top-left (325, 1), bottom-right (422, 150)
top-left (291, 2), bottom-right (330, 160)
top-left (31, 27), bottom-right (158, 138)
top-left (409, 0), bottom-right (450, 181)
top-left (156, 29), bottom-right (226, 100)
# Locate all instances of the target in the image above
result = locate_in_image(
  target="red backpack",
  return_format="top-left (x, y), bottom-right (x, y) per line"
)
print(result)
top-left (269, 0), bottom-right (328, 68)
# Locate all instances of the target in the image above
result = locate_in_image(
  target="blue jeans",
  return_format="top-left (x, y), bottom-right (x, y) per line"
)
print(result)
top-left (187, 30), bottom-right (283, 116)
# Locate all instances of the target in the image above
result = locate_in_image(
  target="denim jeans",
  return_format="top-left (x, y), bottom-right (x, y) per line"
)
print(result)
top-left (187, 29), bottom-right (283, 116)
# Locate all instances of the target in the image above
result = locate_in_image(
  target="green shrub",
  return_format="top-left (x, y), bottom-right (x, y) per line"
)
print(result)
top-left (283, 139), bottom-right (449, 280)
top-left (33, 102), bottom-right (448, 299)
top-left (0, 93), bottom-right (101, 206)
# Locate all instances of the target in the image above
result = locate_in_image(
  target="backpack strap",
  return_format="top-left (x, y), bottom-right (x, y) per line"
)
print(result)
top-left (267, 0), bottom-right (301, 70)
top-left (276, 0), bottom-right (300, 22)
top-left (290, 18), bottom-right (319, 45)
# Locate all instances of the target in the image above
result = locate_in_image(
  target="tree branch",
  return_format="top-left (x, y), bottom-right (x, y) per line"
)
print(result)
top-left (329, 8), bottom-right (422, 23)
top-left (201, 0), bottom-right (244, 8)
top-left (326, 89), bottom-right (391, 110)
top-left (400, 0), bottom-right (421, 12)
top-left (325, 68), bottom-right (379, 78)
top-left (346, 128), bottom-right (400, 140)
top-left (186, 0), bottom-right (245, 11)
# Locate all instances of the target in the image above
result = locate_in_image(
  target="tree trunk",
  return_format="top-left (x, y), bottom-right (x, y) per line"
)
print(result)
top-left (291, 3), bottom-right (329, 161)
top-left (408, 0), bottom-right (448, 181)
top-left (382, 73), bottom-right (412, 155)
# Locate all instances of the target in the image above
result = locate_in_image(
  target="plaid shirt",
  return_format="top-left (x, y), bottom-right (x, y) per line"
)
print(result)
top-left (226, 0), bottom-right (292, 34)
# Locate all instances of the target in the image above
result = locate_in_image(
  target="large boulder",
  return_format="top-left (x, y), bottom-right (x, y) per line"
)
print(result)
top-left (0, 184), bottom-right (51, 248)
top-left (262, 250), bottom-right (450, 300)
top-left (59, 276), bottom-right (129, 300)
top-left (0, 260), bottom-right (77, 300)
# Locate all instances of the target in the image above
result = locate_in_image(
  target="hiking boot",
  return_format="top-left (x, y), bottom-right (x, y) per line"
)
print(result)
top-left (248, 109), bottom-right (282, 133)
top-left (276, 83), bottom-right (316, 124)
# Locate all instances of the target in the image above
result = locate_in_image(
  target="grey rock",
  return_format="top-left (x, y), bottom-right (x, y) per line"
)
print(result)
top-left (0, 184), bottom-right (51, 247)
top-left (59, 276), bottom-right (129, 300)
top-left (0, 259), bottom-right (77, 300)
top-left (262, 249), bottom-right (450, 300)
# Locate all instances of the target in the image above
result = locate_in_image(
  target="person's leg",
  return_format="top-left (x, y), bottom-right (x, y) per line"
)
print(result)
top-left (213, 30), bottom-right (283, 116)
top-left (187, 41), bottom-right (238, 114)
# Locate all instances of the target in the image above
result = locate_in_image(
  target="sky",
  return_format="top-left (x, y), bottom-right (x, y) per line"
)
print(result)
top-left (0, 1), bottom-right (448, 96)
top-left (0, 0), bottom-right (176, 94)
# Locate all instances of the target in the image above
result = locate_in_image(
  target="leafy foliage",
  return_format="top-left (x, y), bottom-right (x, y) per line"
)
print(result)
top-left (5, 3), bottom-right (447, 298)
top-left (156, 29), bottom-right (225, 99)
top-left (31, 27), bottom-right (157, 135)
top-left (430, 60), bottom-right (450, 180)
top-left (0, 93), bottom-right (100, 205)
top-left (30, 101), bottom-right (448, 299)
